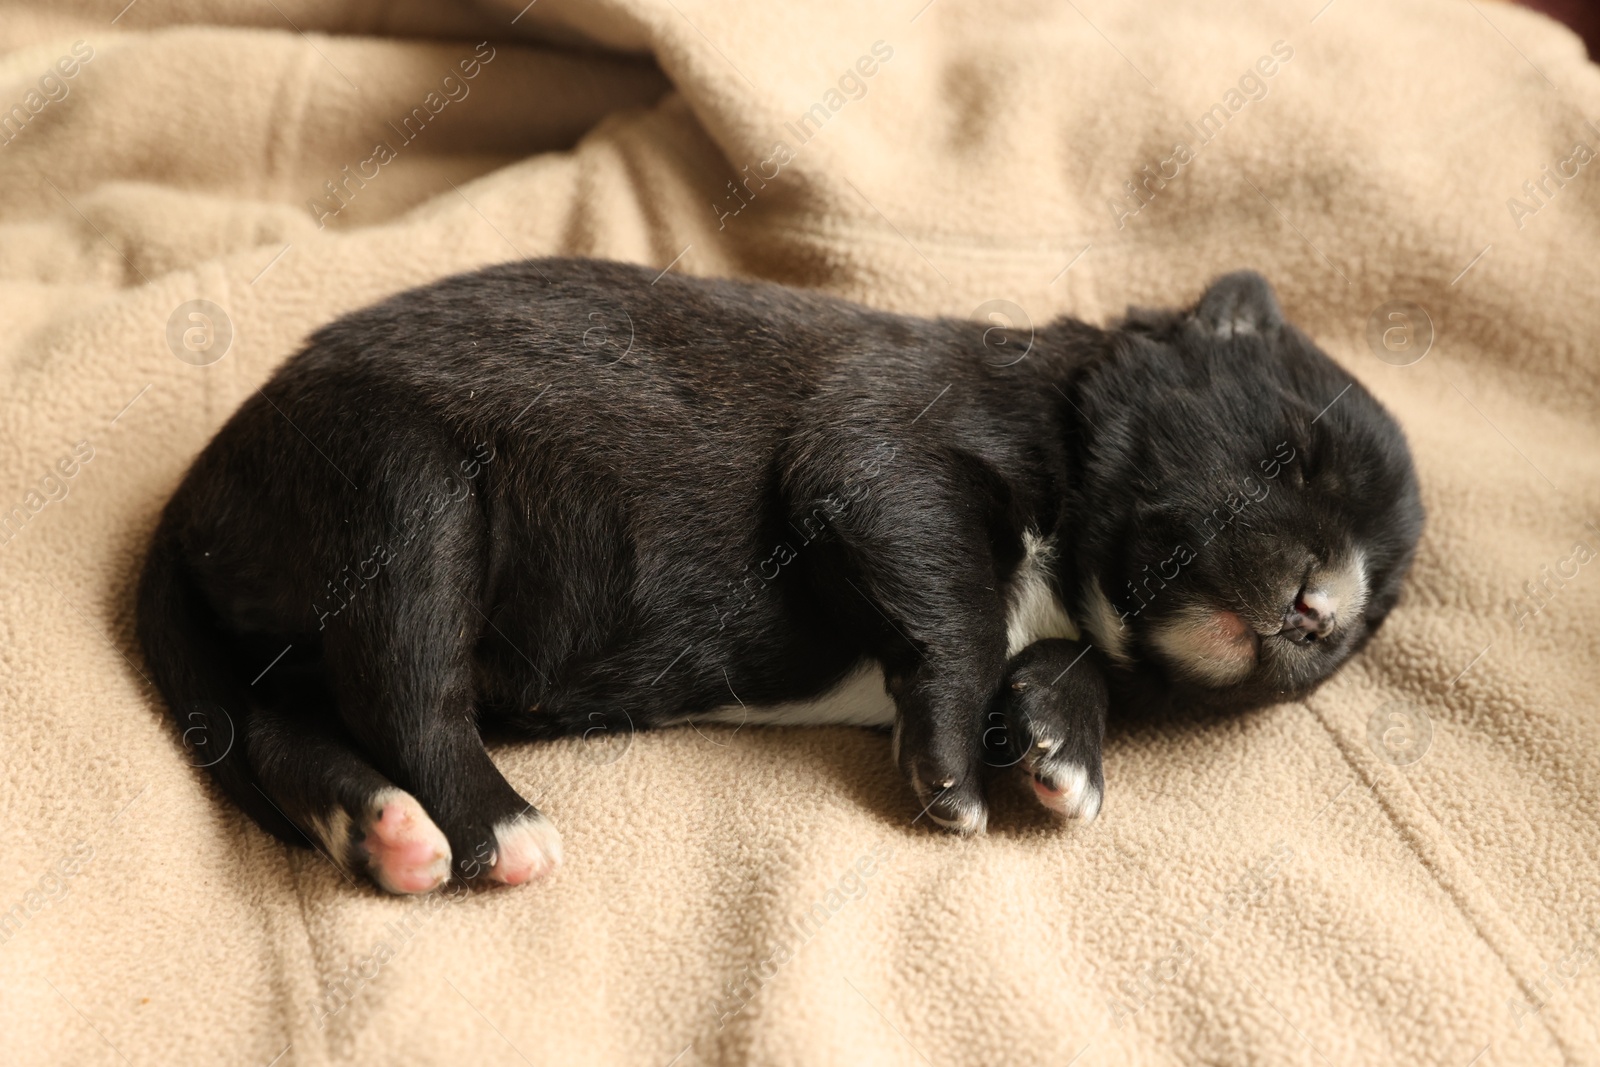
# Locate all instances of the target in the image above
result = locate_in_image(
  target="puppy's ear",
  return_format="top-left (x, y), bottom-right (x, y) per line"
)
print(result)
top-left (1192, 271), bottom-right (1283, 338)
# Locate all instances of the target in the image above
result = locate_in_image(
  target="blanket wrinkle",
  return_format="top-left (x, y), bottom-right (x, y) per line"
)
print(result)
top-left (1302, 690), bottom-right (1580, 1061)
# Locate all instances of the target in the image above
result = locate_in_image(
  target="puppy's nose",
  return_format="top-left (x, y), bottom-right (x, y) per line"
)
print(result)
top-left (1282, 590), bottom-right (1337, 642)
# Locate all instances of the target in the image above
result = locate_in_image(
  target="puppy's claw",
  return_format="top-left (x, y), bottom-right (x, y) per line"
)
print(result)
top-left (918, 776), bottom-right (989, 834)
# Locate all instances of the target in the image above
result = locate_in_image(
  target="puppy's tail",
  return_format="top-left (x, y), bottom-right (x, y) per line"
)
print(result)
top-left (135, 513), bottom-right (305, 844)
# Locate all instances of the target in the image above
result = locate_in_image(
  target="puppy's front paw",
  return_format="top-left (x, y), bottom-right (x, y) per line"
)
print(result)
top-left (1026, 755), bottom-right (1103, 822)
top-left (999, 639), bottom-right (1108, 823)
top-left (915, 772), bottom-right (989, 834)
top-left (894, 719), bottom-right (989, 834)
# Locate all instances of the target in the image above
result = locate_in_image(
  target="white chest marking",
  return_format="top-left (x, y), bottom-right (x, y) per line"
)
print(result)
top-left (1005, 531), bottom-right (1078, 656)
top-left (672, 532), bottom-right (1080, 736)
top-left (1080, 576), bottom-right (1132, 667)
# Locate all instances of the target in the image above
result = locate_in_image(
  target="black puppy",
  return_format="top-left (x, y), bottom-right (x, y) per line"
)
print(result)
top-left (137, 261), bottom-right (1422, 894)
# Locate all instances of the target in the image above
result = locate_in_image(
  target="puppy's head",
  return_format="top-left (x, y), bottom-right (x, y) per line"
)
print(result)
top-left (1072, 271), bottom-right (1424, 710)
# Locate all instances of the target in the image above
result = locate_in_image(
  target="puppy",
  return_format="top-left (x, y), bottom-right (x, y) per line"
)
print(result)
top-left (136, 261), bottom-right (1423, 894)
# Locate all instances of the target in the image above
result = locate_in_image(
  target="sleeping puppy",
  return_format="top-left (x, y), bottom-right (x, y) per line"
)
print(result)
top-left (136, 261), bottom-right (1423, 894)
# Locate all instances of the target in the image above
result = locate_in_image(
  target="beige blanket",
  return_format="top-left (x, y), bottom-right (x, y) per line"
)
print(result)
top-left (3, 0), bottom-right (1599, 1063)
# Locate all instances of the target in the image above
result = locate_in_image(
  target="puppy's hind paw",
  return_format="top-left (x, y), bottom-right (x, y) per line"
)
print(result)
top-left (487, 812), bottom-right (563, 886)
top-left (359, 789), bottom-right (453, 895)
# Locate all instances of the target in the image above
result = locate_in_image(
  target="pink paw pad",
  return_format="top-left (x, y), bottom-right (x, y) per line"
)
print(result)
top-left (361, 790), bottom-right (452, 895)
top-left (1030, 765), bottom-right (1102, 822)
top-left (487, 813), bottom-right (563, 886)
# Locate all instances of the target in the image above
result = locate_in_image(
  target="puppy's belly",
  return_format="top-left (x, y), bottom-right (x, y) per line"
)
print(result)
top-left (666, 532), bottom-right (1075, 732)
top-left (685, 663), bottom-right (896, 728)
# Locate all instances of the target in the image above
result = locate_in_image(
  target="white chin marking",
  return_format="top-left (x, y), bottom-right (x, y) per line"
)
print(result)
top-left (1029, 763), bottom-right (1101, 822)
top-left (1080, 577), bottom-right (1132, 666)
top-left (361, 789), bottom-right (452, 895)
top-left (1004, 531), bottom-right (1079, 656)
top-left (489, 813), bottom-right (563, 886)
top-left (1147, 606), bottom-right (1257, 687)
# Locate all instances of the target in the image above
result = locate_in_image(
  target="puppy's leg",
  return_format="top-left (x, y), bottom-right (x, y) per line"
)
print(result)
top-left (889, 653), bottom-right (1007, 833)
top-left (319, 514), bottom-right (559, 889)
top-left (993, 639), bottom-right (1107, 821)
top-left (797, 471), bottom-right (1009, 833)
top-left (245, 689), bottom-right (452, 895)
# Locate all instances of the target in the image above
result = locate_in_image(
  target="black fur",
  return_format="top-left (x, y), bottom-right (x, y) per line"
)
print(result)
top-left (135, 259), bottom-right (1423, 890)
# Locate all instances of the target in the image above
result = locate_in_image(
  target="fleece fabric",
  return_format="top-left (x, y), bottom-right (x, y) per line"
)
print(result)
top-left (1, 0), bottom-right (1598, 1063)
